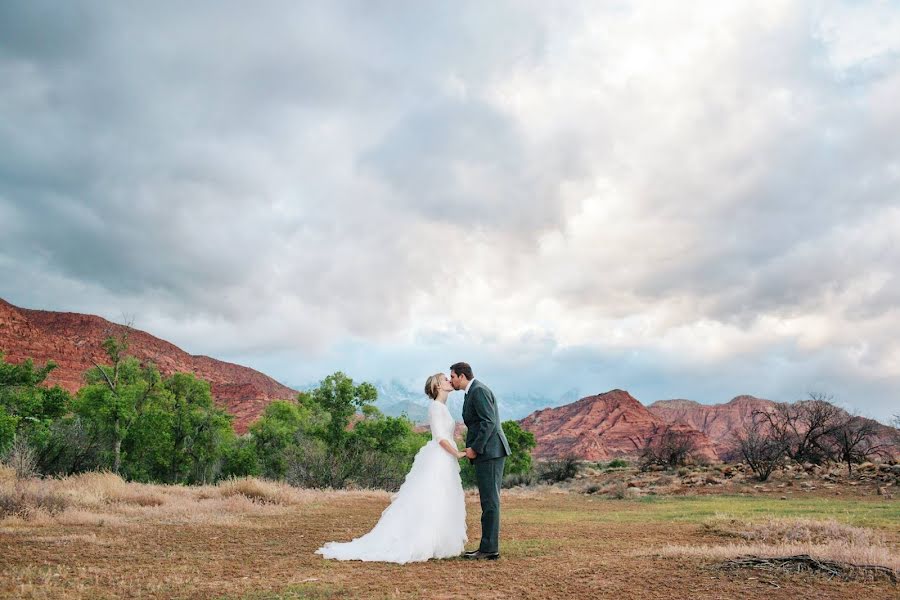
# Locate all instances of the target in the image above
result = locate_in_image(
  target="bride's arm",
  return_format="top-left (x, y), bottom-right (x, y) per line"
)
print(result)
top-left (430, 403), bottom-right (465, 458)
top-left (439, 438), bottom-right (465, 458)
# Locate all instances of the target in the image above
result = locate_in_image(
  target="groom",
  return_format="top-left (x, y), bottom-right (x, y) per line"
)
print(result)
top-left (450, 362), bottom-right (511, 560)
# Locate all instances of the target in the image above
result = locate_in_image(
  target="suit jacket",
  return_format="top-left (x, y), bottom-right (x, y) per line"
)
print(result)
top-left (462, 379), bottom-right (511, 464)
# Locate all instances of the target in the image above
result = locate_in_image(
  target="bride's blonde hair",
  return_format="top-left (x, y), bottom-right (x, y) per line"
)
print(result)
top-left (424, 373), bottom-right (443, 400)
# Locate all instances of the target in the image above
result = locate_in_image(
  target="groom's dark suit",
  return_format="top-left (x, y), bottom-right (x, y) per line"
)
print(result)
top-left (462, 379), bottom-right (511, 554)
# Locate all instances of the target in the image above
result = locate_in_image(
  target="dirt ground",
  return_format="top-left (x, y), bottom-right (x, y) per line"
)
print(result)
top-left (1, 482), bottom-right (897, 600)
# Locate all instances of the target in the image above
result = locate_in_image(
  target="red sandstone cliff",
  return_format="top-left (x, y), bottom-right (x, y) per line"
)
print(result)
top-left (648, 396), bottom-right (776, 458)
top-left (518, 389), bottom-right (718, 462)
top-left (0, 298), bottom-right (296, 433)
top-left (649, 396), bottom-right (898, 460)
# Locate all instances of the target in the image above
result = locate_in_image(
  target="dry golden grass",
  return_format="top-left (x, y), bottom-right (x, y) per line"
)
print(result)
top-left (657, 515), bottom-right (900, 574)
top-left (1, 469), bottom-right (898, 599)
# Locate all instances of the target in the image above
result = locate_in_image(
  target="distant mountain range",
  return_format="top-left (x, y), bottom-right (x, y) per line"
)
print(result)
top-left (366, 379), bottom-right (582, 424)
top-left (519, 389), bottom-right (898, 462)
top-left (3, 299), bottom-right (896, 461)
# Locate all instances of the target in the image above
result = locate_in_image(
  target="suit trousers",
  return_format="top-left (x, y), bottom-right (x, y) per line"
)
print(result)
top-left (474, 456), bottom-right (505, 553)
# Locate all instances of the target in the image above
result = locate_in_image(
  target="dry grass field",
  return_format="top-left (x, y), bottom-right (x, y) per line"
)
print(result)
top-left (1, 465), bottom-right (898, 599)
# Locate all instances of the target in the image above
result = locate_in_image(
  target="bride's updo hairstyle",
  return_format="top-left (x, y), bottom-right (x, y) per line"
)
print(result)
top-left (424, 373), bottom-right (443, 400)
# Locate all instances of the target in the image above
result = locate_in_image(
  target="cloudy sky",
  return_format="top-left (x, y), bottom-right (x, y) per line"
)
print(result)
top-left (2, 1), bottom-right (899, 421)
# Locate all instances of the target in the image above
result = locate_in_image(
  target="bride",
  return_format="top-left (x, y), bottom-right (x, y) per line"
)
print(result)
top-left (315, 373), bottom-right (468, 563)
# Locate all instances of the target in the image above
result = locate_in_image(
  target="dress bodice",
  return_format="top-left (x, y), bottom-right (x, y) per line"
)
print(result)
top-left (428, 401), bottom-right (455, 442)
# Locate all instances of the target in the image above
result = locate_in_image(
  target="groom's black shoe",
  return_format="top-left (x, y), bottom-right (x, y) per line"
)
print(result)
top-left (464, 550), bottom-right (500, 560)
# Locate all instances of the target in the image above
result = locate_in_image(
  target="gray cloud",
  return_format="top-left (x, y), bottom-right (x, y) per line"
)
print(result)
top-left (1, 2), bottom-right (899, 421)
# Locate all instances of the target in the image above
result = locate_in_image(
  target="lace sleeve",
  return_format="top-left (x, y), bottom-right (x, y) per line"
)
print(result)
top-left (428, 402), bottom-right (448, 442)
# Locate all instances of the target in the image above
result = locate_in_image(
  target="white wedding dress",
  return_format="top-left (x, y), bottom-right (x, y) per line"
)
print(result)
top-left (315, 400), bottom-right (468, 563)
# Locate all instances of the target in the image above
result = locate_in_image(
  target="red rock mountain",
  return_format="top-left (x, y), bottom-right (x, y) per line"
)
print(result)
top-left (0, 299), bottom-right (296, 433)
top-left (648, 396), bottom-right (777, 458)
top-left (649, 396), bottom-right (898, 460)
top-left (518, 389), bottom-right (718, 462)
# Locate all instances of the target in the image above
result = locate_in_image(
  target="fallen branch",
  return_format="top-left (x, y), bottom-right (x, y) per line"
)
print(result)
top-left (721, 554), bottom-right (898, 584)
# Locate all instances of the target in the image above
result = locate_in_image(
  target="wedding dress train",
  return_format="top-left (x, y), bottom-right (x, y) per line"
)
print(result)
top-left (315, 400), bottom-right (467, 563)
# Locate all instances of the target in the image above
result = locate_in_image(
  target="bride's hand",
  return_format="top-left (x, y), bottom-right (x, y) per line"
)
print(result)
top-left (457, 451), bottom-right (466, 459)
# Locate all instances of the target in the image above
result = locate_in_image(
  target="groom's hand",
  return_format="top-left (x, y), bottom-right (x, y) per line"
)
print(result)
top-left (465, 448), bottom-right (477, 459)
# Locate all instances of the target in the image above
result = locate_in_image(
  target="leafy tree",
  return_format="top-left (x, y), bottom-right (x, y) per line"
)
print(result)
top-left (0, 353), bottom-right (70, 453)
top-left (248, 399), bottom-right (322, 479)
top-left (160, 373), bottom-right (232, 483)
top-left (460, 420), bottom-right (535, 487)
top-left (351, 410), bottom-right (425, 456)
top-left (119, 373), bottom-right (233, 483)
top-left (220, 435), bottom-right (260, 478)
top-left (302, 372), bottom-right (377, 449)
top-left (502, 420), bottom-right (536, 477)
top-left (73, 336), bottom-right (163, 473)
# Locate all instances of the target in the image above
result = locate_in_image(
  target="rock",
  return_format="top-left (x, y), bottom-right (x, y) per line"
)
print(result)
top-left (519, 390), bottom-right (718, 462)
top-left (891, 465), bottom-right (900, 475)
top-left (624, 487), bottom-right (643, 499)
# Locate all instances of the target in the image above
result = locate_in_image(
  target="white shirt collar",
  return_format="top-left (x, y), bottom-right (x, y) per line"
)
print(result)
top-left (464, 378), bottom-right (476, 394)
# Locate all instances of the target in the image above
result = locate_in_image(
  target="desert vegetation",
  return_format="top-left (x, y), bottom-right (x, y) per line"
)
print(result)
top-left (1, 341), bottom-right (538, 493)
top-left (1, 462), bottom-right (897, 599)
top-left (734, 395), bottom-right (892, 480)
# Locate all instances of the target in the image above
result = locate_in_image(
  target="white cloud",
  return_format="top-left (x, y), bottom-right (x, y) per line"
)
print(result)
top-left (1, 1), bottom-right (898, 421)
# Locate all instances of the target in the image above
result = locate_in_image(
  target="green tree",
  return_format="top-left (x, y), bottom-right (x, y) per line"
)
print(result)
top-left (502, 420), bottom-right (536, 476)
top-left (0, 352), bottom-right (70, 454)
top-left (249, 399), bottom-right (322, 479)
top-left (73, 336), bottom-right (163, 473)
top-left (160, 373), bottom-right (233, 483)
top-left (220, 435), bottom-right (260, 478)
top-left (459, 420), bottom-right (536, 487)
top-left (122, 373), bottom-right (234, 483)
top-left (302, 372), bottom-right (376, 449)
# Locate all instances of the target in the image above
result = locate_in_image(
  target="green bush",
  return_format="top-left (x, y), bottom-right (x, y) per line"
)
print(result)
top-left (502, 471), bottom-right (536, 488)
top-left (537, 455), bottom-right (581, 483)
top-left (607, 458), bottom-right (628, 469)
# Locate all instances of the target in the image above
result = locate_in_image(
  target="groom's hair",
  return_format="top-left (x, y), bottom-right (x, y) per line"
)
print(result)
top-left (449, 362), bottom-right (474, 380)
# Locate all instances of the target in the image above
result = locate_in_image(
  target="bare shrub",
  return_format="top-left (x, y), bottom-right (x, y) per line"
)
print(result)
top-left (753, 396), bottom-right (844, 465)
top-left (827, 416), bottom-right (888, 475)
top-left (0, 488), bottom-right (69, 519)
top-left (640, 427), bottom-right (698, 469)
top-left (654, 475), bottom-right (674, 487)
top-left (217, 477), bottom-right (299, 504)
top-left (605, 481), bottom-right (627, 499)
top-left (734, 414), bottom-right (788, 481)
top-left (3, 435), bottom-right (37, 478)
top-left (581, 483), bottom-right (602, 495)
